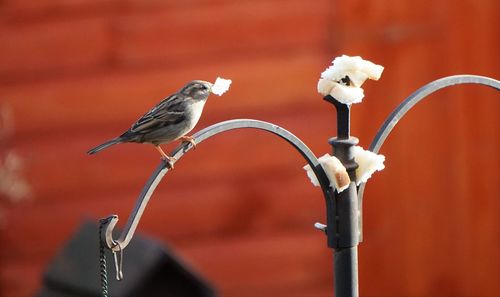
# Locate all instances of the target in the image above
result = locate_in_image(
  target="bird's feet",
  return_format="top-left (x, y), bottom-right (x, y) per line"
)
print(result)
top-left (180, 135), bottom-right (197, 149)
top-left (155, 145), bottom-right (176, 169)
top-left (162, 155), bottom-right (177, 169)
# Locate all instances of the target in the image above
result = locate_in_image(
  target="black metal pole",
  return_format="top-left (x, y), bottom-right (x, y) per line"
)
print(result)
top-left (334, 246), bottom-right (358, 296)
top-left (322, 75), bottom-right (500, 297)
top-left (332, 184), bottom-right (359, 297)
top-left (324, 95), bottom-right (360, 297)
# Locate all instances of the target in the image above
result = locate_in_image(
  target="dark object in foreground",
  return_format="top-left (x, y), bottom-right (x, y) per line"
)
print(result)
top-left (38, 221), bottom-right (216, 297)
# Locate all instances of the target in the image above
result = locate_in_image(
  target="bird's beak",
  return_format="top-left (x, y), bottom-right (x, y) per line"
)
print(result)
top-left (206, 82), bottom-right (214, 93)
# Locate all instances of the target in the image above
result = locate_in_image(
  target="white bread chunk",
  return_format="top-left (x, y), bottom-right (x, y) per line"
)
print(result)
top-left (318, 55), bottom-right (384, 104)
top-left (211, 77), bottom-right (232, 96)
top-left (303, 154), bottom-right (351, 192)
top-left (353, 146), bottom-right (385, 185)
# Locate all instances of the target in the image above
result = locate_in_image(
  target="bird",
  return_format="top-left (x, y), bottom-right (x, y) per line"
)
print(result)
top-left (87, 80), bottom-right (214, 168)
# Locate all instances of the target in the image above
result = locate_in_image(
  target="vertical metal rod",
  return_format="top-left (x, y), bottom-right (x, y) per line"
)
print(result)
top-left (325, 95), bottom-right (360, 297)
top-left (334, 247), bottom-right (359, 297)
top-left (333, 99), bottom-right (351, 139)
top-left (333, 182), bottom-right (359, 297)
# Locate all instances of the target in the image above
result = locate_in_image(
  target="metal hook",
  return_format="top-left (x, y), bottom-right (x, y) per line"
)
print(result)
top-left (112, 242), bottom-right (124, 281)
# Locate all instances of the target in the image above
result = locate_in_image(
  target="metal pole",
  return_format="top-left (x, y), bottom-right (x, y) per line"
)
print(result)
top-left (332, 184), bottom-right (359, 297)
top-left (324, 96), bottom-right (360, 297)
top-left (323, 75), bottom-right (500, 296)
top-left (334, 246), bottom-right (359, 296)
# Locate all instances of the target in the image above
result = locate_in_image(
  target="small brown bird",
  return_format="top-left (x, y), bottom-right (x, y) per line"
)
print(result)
top-left (87, 80), bottom-right (215, 168)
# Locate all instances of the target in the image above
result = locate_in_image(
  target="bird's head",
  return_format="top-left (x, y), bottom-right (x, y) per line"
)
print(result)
top-left (180, 80), bottom-right (213, 100)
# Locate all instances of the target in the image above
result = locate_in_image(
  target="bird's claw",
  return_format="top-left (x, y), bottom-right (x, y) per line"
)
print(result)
top-left (162, 156), bottom-right (176, 169)
top-left (155, 145), bottom-right (176, 169)
top-left (180, 136), bottom-right (197, 150)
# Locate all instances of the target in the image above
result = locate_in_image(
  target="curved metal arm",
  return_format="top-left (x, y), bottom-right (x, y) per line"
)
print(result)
top-left (357, 74), bottom-right (500, 202)
top-left (101, 119), bottom-right (333, 251)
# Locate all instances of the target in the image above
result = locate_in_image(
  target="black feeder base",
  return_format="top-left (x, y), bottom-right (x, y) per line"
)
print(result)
top-left (37, 221), bottom-right (216, 297)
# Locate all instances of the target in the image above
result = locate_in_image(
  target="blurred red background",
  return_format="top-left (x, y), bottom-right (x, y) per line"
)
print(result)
top-left (0, 0), bottom-right (498, 296)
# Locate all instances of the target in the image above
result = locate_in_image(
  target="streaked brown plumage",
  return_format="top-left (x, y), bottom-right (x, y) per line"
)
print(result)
top-left (87, 80), bottom-right (213, 167)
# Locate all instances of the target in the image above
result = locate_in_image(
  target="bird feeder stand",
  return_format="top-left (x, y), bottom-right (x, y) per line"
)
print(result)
top-left (99, 75), bottom-right (499, 297)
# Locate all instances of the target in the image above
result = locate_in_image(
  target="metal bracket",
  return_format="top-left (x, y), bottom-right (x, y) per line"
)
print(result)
top-left (357, 74), bottom-right (500, 241)
top-left (100, 119), bottom-right (336, 252)
top-left (357, 76), bottom-right (500, 207)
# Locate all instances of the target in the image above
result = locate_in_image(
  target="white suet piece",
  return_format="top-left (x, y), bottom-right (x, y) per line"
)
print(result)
top-left (317, 78), bottom-right (337, 96)
top-left (328, 82), bottom-right (365, 104)
top-left (353, 146), bottom-right (385, 185)
top-left (303, 154), bottom-right (350, 193)
top-left (211, 77), bottom-right (232, 96)
top-left (318, 55), bottom-right (384, 104)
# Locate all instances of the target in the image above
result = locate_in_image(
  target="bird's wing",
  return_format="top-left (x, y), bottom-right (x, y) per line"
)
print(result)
top-left (128, 94), bottom-right (186, 134)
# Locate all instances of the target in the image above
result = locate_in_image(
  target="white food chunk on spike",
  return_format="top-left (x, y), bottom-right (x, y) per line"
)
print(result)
top-left (362, 62), bottom-right (384, 81)
top-left (211, 77), bottom-right (232, 96)
top-left (318, 55), bottom-right (384, 104)
top-left (329, 83), bottom-right (365, 104)
top-left (347, 70), bottom-right (369, 87)
top-left (317, 78), bottom-right (337, 96)
top-left (303, 154), bottom-right (350, 193)
top-left (353, 146), bottom-right (385, 185)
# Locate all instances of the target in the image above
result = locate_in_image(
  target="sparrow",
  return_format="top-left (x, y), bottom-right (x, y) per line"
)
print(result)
top-left (87, 80), bottom-right (214, 168)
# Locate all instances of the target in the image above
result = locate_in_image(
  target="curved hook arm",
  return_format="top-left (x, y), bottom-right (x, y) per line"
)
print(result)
top-left (357, 74), bottom-right (500, 202)
top-left (101, 119), bottom-right (333, 251)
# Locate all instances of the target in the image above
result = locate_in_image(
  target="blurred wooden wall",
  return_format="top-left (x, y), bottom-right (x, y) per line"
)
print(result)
top-left (0, 0), bottom-right (498, 296)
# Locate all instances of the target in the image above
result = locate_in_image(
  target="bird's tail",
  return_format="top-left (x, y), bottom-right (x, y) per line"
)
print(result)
top-left (87, 138), bottom-right (122, 155)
